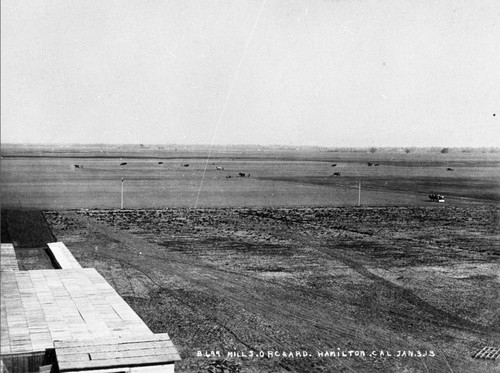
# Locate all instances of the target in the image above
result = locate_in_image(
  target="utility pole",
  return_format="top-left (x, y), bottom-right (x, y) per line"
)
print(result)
top-left (121, 178), bottom-right (124, 209)
top-left (358, 179), bottom-right (361, 207)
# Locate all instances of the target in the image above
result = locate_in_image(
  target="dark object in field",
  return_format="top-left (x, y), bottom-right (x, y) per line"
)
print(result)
top-left (158, 162), bottom-right (163, 165)
top-left (447, 167), bottom-right (453, 171)
top-left (73, 164), bottom-right (83, 169)
top-left (120, 162), bottom-right (127, 166)
top-left (239, 173), bottom-right (246, 177)
top-left (182, 164), bottom-right (189, 167)
top-left (374, 163), bottom-right (380, 166)
top-left (367, 162), bottom-right (373, 166)
top-left (331, 164), bottom-right (337, 167)
top-left (333, 172), bottom-right (341, 176)
top-left (226, 175), bottom-right (231, 178)
top-left (429, 194), bottom-right (445, 202)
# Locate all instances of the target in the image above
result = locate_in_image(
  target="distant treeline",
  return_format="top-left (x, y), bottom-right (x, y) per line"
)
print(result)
top-left (325, 147), bottom-right (500, 154)
top-left (1, 143), bottom-right (499, 155)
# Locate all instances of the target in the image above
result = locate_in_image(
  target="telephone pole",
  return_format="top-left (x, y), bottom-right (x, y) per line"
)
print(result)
top-left (121, 178), bottom-right (124, 209)
top-left (358, 180), bottom-right (361, 207)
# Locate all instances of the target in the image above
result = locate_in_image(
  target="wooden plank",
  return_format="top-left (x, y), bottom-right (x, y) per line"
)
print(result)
top-left (57, 353), bottom-right (181, 371)
top-left (1, 243), bottom-right (19, 271)
top-left (46, 242), bottom-right (82, 269)
top-left (57, 347), bottom-right (180, 364)
top-left (53, 333), bottom-right (172, 349)
top-left (2, 268), bottom-right (180, 370)
top-left (56, 340), bottom-right (176, 356)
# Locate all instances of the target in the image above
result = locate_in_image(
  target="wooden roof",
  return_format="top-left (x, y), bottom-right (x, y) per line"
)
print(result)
top-left (46, 242), bottom-right (82, 269)
top-left (1, 244), bottom-right (19, 271)
top-left (1, 268), bottom-right (154, 355)
top-left (54, 334), bottom-right (181, 372)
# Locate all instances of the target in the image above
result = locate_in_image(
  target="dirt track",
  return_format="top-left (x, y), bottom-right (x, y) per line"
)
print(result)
top-left (45, 206), bottom-right (500, 373)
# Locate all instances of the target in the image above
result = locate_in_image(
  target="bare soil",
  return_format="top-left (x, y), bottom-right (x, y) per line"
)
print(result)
top-left (44, 206), bottom-right (500, 373)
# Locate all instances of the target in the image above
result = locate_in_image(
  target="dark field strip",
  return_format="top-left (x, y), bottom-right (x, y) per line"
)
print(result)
top-left (1, 209), bottom-right (56, 248)
top-left (1, 212), bottom-right (11, 242)
top-left (261, 175), bottom-right (500, 202)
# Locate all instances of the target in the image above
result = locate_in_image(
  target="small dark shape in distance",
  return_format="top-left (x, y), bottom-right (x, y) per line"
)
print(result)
top-left (120, 162), bottom-right (127, 166)
top-left (239, 172), bottom-right (246, 177)
top-left (447, 168), bottom-right (453, 171)
top-left (367, 162), bottom-right (373, 166)
top-left (374, 163), bottom-right (380, 166)
top-left (429, 194), bottom-right (445, 202)
top-left (331, 164), bottom-right (337, 167)
top-left (158, 162), bottom-right (163, 165)
top-left (333, 172), bottom-right (341, 176)
top-left (182, 164), bottom-right (189, 167)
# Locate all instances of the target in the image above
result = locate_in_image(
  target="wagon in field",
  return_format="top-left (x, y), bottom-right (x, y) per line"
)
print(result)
top-left (429, 194), bottom-right (445, 203)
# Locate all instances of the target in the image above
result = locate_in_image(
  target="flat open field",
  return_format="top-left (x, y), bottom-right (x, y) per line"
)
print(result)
top-left (1, 147), bottom-right (499, 209)
top-left (1, 146), bottom-right (499, 372)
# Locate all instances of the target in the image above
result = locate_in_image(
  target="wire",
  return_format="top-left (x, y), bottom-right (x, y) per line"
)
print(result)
top-left (194, 0), bottom-right (267, 208)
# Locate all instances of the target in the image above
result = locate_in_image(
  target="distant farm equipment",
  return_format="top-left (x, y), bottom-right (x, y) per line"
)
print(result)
top-left (429, 194), bottom-right (445, 203)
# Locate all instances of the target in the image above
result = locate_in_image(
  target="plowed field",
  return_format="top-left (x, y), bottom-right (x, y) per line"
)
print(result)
top-left (44, 205), bottom-right (500, 373)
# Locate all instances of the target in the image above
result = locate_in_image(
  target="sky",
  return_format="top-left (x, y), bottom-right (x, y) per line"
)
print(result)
top-left (1, 0), bottom-right (499, 147)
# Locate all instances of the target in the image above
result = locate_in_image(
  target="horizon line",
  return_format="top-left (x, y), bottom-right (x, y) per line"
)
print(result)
top-left (1, 143), bottom-right (499, 150)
